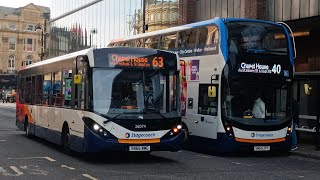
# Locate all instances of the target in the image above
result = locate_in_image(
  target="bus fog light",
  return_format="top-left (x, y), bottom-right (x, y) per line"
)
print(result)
top-left (226, 127), bottom-right (231, 131)
top-left (173, 128), bottom-right (179, 133)
top-left (288, 127), bottom-right (292, 132)
top-left (170, 132), bottom-right (174, 136)
top-left (104, 132), bottom-right (107, 136)
top-left (93, 124), bottom-right (100, 131)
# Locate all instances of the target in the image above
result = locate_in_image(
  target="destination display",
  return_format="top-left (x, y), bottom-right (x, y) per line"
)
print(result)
top-left (227, 53), bottom-right (293, 79)
top-left (109, 53), bottom-right (166, 69)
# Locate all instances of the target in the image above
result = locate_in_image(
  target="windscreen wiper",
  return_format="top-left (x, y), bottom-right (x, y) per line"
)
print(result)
top-left (103, 113), bottom-right (122, 124)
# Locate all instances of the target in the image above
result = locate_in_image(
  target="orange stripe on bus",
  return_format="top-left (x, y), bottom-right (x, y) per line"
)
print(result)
top-left (118, 139), bottom-right (160, 144)
top-left (235, 138), bottom-right (286, 143)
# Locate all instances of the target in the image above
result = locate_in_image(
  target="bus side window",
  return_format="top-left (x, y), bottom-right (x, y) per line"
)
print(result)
top-left (198, 25), bottom-right (219, 46)
top-left (25, 77), bottom-right (32, 104)
top-left (198, 84), bottom-right (218, 116)
top-left (35, 74), bottom-right (43, 105)
top-left (52, 71), bottom-right (62, 107)
top-left (160, 33), bottom-right (177, 50)
top-left (177, 29), bottom-right (197, 48)
top-left (19, 77), bottom-right (26, 104)
top-left (62, 70), bottom-right (72, 108)
top-left (31, 76), bottom-right (36, 104)
top-left (145, 36), bottom-right (160, 49)
top-left (135, 39), bottom-right (144, 47)
top-left (43, 73), bottom-right (52, 106)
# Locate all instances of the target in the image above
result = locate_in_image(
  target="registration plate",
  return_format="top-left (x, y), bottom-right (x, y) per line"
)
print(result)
top-left (129, 146), bottom-right (150, 152)
top-left (254, 146), bottom-right (270, 151)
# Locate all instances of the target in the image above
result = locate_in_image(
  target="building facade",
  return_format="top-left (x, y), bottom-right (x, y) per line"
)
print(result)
top-left (50, 0), bottom-right (183, 57)
top-left (0, 3), bottom-right (49, 74)
top-left (145, 0), bottom-right (179, 32)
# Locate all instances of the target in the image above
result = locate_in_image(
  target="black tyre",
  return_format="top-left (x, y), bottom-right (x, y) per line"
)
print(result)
top-left (182, 123), bottom-right (191, 149)
top-left (24, 118), bottom-right (32, 138)
top-left (61, 125), bottom-right (71, 154)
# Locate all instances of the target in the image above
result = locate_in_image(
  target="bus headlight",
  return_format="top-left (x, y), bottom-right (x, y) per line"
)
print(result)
top-left (286, 124), bottom-right (293, 137)
top-left (93, 124), bottom-right (100, 131)
top-left (83, 117), bottom-right (115, 138)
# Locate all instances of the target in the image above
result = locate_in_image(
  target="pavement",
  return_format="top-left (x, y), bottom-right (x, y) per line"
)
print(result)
top-left (291, 143), bottom-right (320, 160)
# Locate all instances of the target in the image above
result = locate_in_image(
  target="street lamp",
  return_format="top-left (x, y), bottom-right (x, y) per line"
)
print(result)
top-left (35, 22), bottom-right (46, 61)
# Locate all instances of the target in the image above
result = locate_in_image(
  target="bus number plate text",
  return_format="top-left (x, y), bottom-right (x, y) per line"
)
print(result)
top-left (254, 146), bottom-right (270, 151)
top-left (129, 146), bottom-right (150, 151)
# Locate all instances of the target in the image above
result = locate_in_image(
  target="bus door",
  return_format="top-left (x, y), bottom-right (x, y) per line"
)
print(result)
top-left (185, 83), bottom-right (219, 140)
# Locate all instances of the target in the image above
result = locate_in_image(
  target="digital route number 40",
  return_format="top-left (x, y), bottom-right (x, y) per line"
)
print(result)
top-left (271, 64), bottom-right (281, 74)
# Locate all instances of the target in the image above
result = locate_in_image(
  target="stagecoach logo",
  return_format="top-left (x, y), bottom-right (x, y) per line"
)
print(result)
top-left (251, 133), bottom-right (255, 138)
top-left (125, 133), bottom-right (130, 138)
top-left (125, 132), bottom-right (156, 139)
top-left (251, 132), bottom-right (274, 138)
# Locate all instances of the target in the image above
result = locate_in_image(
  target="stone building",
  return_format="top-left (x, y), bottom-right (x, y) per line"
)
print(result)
top-left (0, 3), bottom-right (49, 74)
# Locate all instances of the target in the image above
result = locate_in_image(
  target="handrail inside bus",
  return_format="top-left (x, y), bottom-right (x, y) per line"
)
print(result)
top-left (277, 22), bottom-right (297, 59)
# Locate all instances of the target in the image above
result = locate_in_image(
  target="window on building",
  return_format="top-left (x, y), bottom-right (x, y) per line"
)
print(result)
top-left (150, 14), bottom-right (155, 21)
top-left (26, 25), bottom-right (34, 31)
top-left (8, 37), bottom-right (16, 50)
top-left (9, 24), bottom-right (16, 30)
top-left (177, 29), bottom-right (197, 48)
top-left (22, 55), bottom-right (33, 66)
top-left (157, 13), bottom-right (161, 20)
top-left (8, 55), bottom-right (15, 69)
top-left (24, 38), bottom-right (34, 51)
top-left (170, 12), bottom-right (178, 20)
top-left (160, 33), bottom-right (177, 50)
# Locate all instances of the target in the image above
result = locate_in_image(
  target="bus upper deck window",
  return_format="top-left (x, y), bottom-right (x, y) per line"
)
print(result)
top-left (160, 33), bottom-right (177, 50)
top-left (178, 29), bottom-right (197, 48)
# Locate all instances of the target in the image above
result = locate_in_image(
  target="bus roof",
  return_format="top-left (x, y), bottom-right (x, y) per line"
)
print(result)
top-left (19, 47), bottom-right (179, 71)
top-left (20, 48), bottom-right (94, 71)
top-left (109, 17), bottom-right (282, 44)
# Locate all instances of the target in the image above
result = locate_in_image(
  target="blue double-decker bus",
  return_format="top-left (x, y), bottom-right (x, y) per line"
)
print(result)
top-left (109, 18), bottom-right (296, 152)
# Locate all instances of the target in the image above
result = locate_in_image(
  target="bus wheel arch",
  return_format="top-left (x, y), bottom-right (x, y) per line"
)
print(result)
top-left (61, 122), bottom-right (71, 153)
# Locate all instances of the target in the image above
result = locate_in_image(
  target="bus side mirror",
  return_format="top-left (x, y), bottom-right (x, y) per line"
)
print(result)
top-left (74, 74), bottom-right (82, 84)
top-left (304, 83), bottom-right (312, 95)
top-left (208, 86), bottom-right (216, 98)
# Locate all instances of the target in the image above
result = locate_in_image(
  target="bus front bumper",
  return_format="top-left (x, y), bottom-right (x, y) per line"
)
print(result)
top-left (83, 127), bottom-right (185, 153)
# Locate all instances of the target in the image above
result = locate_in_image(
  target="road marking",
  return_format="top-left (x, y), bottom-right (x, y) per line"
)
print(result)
top-left (10, 166), bottom-right (23, 176)
top-left (0, 140), bottom-right (6, 142)
top-left (20, 165), bottom-right (48, 175)
top-left (61, 165), bottom-right (75, 170)
top-left (298, 176), bottom-right (304, 178)
top-left (82, 174), bottom-right (98, 180)
top-left (196, 155), bottom-right (212, 159)
top-left (232, 162), bottom-right (252, 167)
top-left (0, 166), bottom-right (23, 176)
top-left (8, 157), bottom-right (56, 162)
